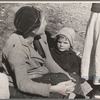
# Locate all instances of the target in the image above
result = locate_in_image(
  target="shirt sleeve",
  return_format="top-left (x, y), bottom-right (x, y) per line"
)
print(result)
top-left (8, 43), bottom-right (51, 97)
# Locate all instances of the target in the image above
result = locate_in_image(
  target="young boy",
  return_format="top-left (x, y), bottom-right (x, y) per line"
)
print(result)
top-left (50, 27), bottom-right (92, 98)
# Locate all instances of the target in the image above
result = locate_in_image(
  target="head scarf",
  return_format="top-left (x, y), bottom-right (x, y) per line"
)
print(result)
top-left (14, 6), bottom-right (41, 35)
top-left (54, 27), bottom-right (75, 47)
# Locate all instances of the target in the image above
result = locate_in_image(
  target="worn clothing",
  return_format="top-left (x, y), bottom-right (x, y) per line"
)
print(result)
top-left (81, 6), bottom-right (100, 84)
top-left (0, 73), bottom-right (10, 99)
top-left (2, 33), bottom-right (78, 98)
top-left (50, 48), bottom-right (81, 75)
top-left (9, 73), bottom-right (70, 99)
top-left (2, 33), bottom-right (59, 97)
top-left (9, 72), bottom-right (84, 98)
top-left (9, 86), bottom-right (67, 99)
top-left (50, 48), bottom-right (92, 96)
top-left (32, 73), bottom-right (84, 96)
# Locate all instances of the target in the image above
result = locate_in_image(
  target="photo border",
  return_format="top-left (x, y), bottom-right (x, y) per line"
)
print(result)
top-left (0, 1), bottom-right (99, 100)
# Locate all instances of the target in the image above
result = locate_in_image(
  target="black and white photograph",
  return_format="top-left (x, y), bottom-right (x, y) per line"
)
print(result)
top-left (0, 1), bottom-right (99, 99)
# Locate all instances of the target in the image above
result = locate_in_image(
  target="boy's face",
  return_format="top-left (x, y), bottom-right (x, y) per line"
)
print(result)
top-left (57, 37), bottom-right (70, 52)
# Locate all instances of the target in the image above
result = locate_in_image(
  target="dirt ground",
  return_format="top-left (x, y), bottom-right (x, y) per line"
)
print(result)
top-left (0, 3), bottom-right (92, 64)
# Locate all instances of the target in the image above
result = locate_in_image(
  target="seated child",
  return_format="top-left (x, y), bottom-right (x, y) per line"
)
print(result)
top-left (51, 27), bottom-right (80, 75)
top-left (50, 27), bottom-right (92, 98)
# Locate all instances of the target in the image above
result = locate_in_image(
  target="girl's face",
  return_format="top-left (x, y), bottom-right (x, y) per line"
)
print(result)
top-left (57, 37), bottom-right (70, 52)
top-left (34, 15), bottom-right (47, 36)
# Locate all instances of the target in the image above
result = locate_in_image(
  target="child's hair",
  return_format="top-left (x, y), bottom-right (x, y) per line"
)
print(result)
top-left (55, 34), bottom-right (73, 49)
